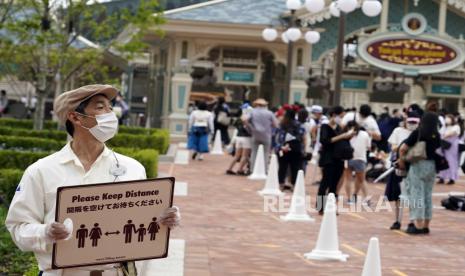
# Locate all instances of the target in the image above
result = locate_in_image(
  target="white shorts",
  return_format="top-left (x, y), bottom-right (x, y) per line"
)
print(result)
top-left (235, 137), bottom-right (252, 149)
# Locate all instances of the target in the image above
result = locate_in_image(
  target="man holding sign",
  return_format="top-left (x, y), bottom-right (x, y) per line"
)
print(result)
top-left (5, 85), bottom-right (180, 276)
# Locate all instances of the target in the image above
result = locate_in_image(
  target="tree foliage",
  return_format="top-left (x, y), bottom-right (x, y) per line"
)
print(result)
top-left (0, 0), bottom-right (165, 129)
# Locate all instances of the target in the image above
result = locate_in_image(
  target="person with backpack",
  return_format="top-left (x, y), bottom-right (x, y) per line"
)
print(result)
top-left (274, 109), bottom-right (307, 191)
top-left (385, 111), bottom-right (420, 230)
top-left (213, 96), bottom-right (231, 145)
top-left (317, 106), bottom-right (355, 214)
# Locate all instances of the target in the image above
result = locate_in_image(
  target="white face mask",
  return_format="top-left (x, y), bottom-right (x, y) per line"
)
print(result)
top-left (445, 118), bottom-right (452, 125)
top-left (334, 116), bottom-right (342, 125)
top-left (406, 123), bottom-right (418, 131)
top-left (79, 112), bottom-right (119, 142)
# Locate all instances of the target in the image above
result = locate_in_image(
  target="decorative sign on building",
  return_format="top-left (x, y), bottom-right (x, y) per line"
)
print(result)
top-left (358, 33), bottom-right (465, 75)
top-left (431, 84), bottom-right (462, 95)
top-left (223, 71), bottom-right (255, 83)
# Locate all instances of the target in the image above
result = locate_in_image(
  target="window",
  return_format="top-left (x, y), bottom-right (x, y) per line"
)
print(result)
top-left (181, 41), bottom-right (188, 59)
top-left (297, 48), bottom-right (303, 66)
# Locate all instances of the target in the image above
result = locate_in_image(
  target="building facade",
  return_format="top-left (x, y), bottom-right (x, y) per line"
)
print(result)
top-left (137, 0), bottom-right (465, 138)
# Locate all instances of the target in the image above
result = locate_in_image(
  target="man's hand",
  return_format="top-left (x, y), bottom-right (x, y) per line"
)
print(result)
top-left (45, 222), bottom-right (70, 242)
top-left (160, 206), bottom-right (181, 228)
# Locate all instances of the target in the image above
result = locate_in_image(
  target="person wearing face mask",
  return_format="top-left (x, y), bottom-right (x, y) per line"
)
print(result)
top-left (384, 112), bottom-right (420, 230)
top-left (438, 114), bottom-right (461, 185)
top-left (5, 85), bottom-right (180, 276)
top-left (317, 106), bottom-right (353, 215)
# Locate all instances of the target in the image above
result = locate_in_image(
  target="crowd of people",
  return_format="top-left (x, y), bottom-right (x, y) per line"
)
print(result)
top-left (187, 97), bottom-right (465, 235)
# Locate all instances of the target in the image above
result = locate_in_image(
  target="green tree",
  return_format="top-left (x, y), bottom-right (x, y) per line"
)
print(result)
top-left (0, 0), bottom-right (164, 129)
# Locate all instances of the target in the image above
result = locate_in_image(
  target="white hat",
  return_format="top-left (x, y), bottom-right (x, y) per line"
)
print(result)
top-left (311, 105), bottom-right (323, 113)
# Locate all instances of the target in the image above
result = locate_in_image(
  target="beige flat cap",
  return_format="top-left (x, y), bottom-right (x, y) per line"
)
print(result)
top-left (53, 84), bottom-right (118, 124)
top-left (253, 98), bottom-right (268, 106)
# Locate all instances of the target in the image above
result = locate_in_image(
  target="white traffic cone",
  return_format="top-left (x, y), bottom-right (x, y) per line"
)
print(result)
top-left (304, 193), bottom-right (348, 261)
top-left (211, 130), bottom-right (223, 155)
top-left (280, 170), bottom-right (314, 222)
top-left (361, 237), bottom-right (382, 276)
top-left (258, 154), bottom-right (283, 196)
top-left (248, 144), bottom-right (267, 180)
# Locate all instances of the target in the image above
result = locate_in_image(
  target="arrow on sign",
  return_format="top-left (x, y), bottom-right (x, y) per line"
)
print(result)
top-left (105, 231), bottom-right (120, 236)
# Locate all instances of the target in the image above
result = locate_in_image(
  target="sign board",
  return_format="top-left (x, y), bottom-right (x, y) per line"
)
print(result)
top-left (223, 71), bottom-right (255, 83)
top-left (431, 84), bottom-right (462, 95)
top-left (342, 79), bottom-right (368, 90)
top-left (358, 33), bottom-right (465, 75)
top-left (52, 178), bottom-right (175, 269)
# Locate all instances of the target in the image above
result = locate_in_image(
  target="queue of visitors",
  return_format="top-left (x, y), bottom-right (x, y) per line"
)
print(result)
top-left (187, 98), bottom-right (465, 235)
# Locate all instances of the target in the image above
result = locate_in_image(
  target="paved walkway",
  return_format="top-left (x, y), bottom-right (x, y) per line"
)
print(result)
top-left (164, 151), bottom-right (465, 276)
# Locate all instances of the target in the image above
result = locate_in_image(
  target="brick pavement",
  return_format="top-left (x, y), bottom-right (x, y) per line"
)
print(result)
top-left (162, 153), bottom-right (465, 276)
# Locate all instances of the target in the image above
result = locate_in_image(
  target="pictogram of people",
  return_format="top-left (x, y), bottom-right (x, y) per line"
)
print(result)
top-left (76, 224), bottom-right (88, 248)
top-left (89, 223), bottom-right (102, 247)
top-left (147, 217), bottom-right (161, 241)
top-left (137, 224), bottom-right (147, 242)
top-left (123, 220), bottom-right (136, 244)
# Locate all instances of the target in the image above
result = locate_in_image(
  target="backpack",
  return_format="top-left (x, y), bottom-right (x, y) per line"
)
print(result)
top-left (441, 195), bottom-right (465, 211)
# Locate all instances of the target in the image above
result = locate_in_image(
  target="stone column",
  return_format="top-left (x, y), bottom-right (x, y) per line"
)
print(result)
top-left (168, 71), bottom-right (192, 140)
top-left (289, 79), bottom-right (308, 105)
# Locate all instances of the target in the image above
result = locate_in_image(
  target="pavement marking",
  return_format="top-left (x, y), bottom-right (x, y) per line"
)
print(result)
top-left (346, 212), bottom-right (367, 220)
top-left (341, 244), bottom-right (365, 257)
top-left (393, 230), bottom-right (409, 237)
top-left (392, 269), bottom-right (408, 276)
top-left (140, 239), bottom-right (185, 276)
top-left (433, 205), bottom-right (445, 210)
top-left (168, 163), bottom-right (175, 176)
top-left (174, 149), bottom-right (189, 165)
top-left (241, 243), bottom-right (281, 249)
top-left (268, 215), bottom-right (282, 222)
top-left (248, 209), bottom-right (262, 213)
top-left (242, 188), bottom-right (253, 192)
top-left (174, 181), bottom-right (188, 196)
top-left (432, 192), bottom-right (464, 197)
top-left (178, 142), bottom-right (187, 149)
top-left (293, 252), bottom-right (316, 265)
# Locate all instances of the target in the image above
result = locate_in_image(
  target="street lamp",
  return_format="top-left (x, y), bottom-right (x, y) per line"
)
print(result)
top-left (332, 0), bottom-right (382, 106)
top-left (261, 0), bottom-right (323, 104)
top-left (262, 0), bottom-right (381, 106)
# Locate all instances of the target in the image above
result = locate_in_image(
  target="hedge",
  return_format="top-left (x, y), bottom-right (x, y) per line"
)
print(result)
top-left (0, 207), bottom-right (38, 274)
top-left (0, 135), bottom-right (66, 152)
top-left (0, 150), bottom-right (49, 171)
top-left (0, 118), bottom-right (57, 129)
top-left (114, 148), bottom-right (159, 178)
top-left (0, 148), bottom-right (158, 179)
top-left (0, 169), bottom-right (24, 205)
top-left (0, 126), bottom-right (169, 154)
top-left (0, 126), bottom-right (68, 141)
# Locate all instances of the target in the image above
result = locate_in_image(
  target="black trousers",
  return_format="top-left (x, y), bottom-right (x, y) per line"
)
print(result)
top-left (278, 151), bottom-right (303, 186)
top-left (317, 161), bottom-right (344, 211)
top-left (213, 123), bottom-right (230, 145)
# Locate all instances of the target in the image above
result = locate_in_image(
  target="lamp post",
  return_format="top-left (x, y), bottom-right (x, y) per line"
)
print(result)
top-left (262, 0), bottom-right (321, 105)
top-left (263, 0), bottom-right (382, 106)
top-left (331, 0), bottom-right (382, 106)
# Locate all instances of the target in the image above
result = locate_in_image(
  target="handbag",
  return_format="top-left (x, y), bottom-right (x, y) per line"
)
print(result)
top-left (217, 111), bottom-right (230, 126)
top-left (459, 143), bottom-right (465, 153)
top-left (405, 131), bottom-right (427, 163)
top-left (440, 139), bottom-right (452, 150)
top-left (333, 139), bottom-right (354, 160)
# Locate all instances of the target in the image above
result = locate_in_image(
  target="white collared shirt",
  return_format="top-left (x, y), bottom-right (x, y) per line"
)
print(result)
top-left (6, 143), bottom-right (146, 275)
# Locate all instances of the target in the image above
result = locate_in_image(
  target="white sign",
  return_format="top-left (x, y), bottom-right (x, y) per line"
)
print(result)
top-left (52, 178), bottom-right (175, 269)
